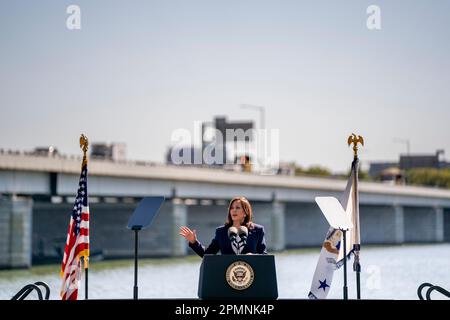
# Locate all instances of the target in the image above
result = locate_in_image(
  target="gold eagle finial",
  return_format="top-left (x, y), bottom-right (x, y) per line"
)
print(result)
top-left (79, 134), bottom-right (89, 165)
top-left (347, 133), bottom-right (364, 158)
top-left (80, 134), bottom-right (89, 153)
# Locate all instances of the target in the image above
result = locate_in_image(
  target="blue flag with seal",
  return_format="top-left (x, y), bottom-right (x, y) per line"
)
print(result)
top-left (308, 160), bottom-right (360, 299)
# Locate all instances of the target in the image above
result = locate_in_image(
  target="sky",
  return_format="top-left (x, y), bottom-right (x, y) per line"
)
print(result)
top-left (1, 0), bottom-right (449, 173)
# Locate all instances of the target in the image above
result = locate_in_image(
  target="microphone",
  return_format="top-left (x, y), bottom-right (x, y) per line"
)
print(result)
top-left (238, 226), bottom-right (248, 247)
top-left (228, 226), bottom-right (238, 242)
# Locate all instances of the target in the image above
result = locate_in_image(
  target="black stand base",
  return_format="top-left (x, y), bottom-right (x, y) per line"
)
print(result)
top-left (342, 229), bottom-right (348, 300)
top-left (133, 227), bottom-right (141, 300)
top-left (85, 267), bottom-right (88, 300)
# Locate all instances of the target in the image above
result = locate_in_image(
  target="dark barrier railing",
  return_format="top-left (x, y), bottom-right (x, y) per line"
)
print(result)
top-left (11, 281), bottom-right (50, 300)
top-left (418, 282), bottom-right (450, 300)
top-left (34, 281), bottom-right (51, 300)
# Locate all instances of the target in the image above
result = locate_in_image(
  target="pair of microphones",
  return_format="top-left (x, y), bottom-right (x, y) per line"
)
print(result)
top-left (228, 226), bottom-right (248, 253)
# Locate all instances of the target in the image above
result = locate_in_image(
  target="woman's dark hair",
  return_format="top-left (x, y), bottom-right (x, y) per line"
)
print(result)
top-left (225, 196), bottom-right (254, 229)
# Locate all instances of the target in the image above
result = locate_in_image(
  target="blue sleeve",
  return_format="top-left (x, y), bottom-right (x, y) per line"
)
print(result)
top-left (257, 226), bottom-right (268, 254)
top-left (189, 229), bottom-right (220, 258)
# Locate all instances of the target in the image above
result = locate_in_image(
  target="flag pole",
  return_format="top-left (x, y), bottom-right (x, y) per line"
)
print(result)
top-left (347, 133), bottom-right (364, 299)
top-left (353, 158), bottom-right (361, 300)
top-left (80, 134), bottom-right (89, 300)
top-left (341, 228), bottom-right (349, 300)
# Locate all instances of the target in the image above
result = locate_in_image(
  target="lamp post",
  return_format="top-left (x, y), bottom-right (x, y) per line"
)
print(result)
top-left (393, 138), bottom-right (410, 155)
top-left (240, 104), bottom-right (265, 130)
top-left (240, 104), bottom-right (266, 172)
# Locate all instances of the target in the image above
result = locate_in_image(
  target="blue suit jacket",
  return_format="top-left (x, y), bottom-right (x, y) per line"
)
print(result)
top-left (189, 224), bottom-right (267, 257)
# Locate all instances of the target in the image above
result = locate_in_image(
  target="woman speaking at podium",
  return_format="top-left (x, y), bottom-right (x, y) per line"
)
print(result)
top-left (179, 196), bottom-right (267, 257)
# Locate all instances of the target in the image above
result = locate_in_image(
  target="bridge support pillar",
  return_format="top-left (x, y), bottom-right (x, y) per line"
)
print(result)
top-left (393, 205), bottom-right (405, 244)
top-left (0, 196), bottom-right (33, 268)
top-left (254, 201), bottom-right (285, 251)
top-left (270, 201), bottom-right (286, 251)
top-left (435, 207), bottom-right (444, 242)
top-left (171, 199), bottom-right (188, 256)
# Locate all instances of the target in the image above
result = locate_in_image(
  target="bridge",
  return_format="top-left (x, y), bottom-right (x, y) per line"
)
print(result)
top-left (1, 151), bottom-right (450, 268)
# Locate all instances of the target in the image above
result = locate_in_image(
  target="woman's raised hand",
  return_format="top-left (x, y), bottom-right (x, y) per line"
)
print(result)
top-left (179, 226), bottom-right (197, 244)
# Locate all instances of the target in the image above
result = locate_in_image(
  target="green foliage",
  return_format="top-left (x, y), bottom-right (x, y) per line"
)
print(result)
top-left (343, 167), bottom-right (371, 181)
top-left (295, 165), bottom-right (331, 177)
top-left (406, 168), bottom-right (450, 189)
top-left (358, 169), bottom-right (371, 181)
top-left (307, 166), bottom-right (332, 176)
top-left (294, 165), bottom-right (370, 180)
top-left (294, 166), bottom-right (305, 176)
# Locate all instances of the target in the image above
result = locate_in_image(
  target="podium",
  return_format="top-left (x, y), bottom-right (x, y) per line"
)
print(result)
top-left (198, 255), bottom-right (278, 300)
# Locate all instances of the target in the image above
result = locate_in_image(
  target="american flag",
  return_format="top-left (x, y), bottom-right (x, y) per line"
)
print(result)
top-left (60, 161), bottom-right (90, 300)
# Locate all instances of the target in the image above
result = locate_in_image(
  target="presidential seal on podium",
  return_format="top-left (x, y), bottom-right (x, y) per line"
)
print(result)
top-left (226, 261), bottom-right (255, 290)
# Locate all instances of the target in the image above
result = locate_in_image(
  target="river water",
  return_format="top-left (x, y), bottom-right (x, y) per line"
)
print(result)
top-left (1, 244), bottom-right (449, 300)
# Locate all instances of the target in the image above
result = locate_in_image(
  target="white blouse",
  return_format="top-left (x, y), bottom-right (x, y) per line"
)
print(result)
top-left (231, 234), bottom-right (245, 254)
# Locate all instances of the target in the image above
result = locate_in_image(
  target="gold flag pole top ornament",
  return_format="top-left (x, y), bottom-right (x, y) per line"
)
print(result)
top-left (347, 133), bottom-right (364, 159)
top-left (80, 134), bottom-right (89, 165)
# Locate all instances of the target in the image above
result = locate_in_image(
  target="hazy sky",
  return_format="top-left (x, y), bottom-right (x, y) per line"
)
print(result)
top-left (1, 0), bottom-right (449, 172)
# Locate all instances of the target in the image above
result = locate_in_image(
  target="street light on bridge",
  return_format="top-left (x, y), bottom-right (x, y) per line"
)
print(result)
top-left (240, 104), bottom-right (266, 130)
top-left (240, 104), bottom-right (267, 173)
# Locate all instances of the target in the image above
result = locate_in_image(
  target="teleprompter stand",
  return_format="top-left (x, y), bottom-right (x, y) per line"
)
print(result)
top-left (127, 196), bottom-right (165, 300)
top-left (315, 196), bottom-right (353, 300)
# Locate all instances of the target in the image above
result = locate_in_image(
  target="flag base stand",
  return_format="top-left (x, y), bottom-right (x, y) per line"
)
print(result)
top-left (341, 228), bottom-right (348, 300)
top-left (84, 257), bottom-right (89, 300)
top-left (353, 244), bottom-right (361, 299)
top-left (132, 227), bottom-right (141, 300)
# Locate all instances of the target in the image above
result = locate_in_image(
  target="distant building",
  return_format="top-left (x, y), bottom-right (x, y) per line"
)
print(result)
top-left (379, 167), bottom-right (405, 185)
top-left (203, 116), bottom-right (254, 166)
top-left (32, 146), bottom-right (59, 156)
top-left (441, 162), bottom-right (450, 169)
top-left (369, 161), bottom-right (398, 179)
top-left (369, 150), bottom-right (449, 180)
top-left (277, 162), bottom-right (296, 176)
top-left (91, 143), bottom-right (126, 161)
top-left (166, 145), bottom-right (252, 173)
top-left (166, 116), bottom-right (254, 168)
top-left (400, 153), bottom-right (439, 171)
top-left (166, 146), bottom-right (205, 166)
